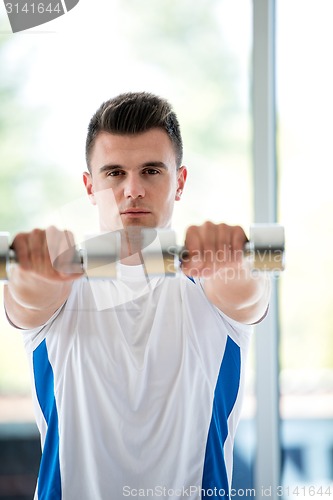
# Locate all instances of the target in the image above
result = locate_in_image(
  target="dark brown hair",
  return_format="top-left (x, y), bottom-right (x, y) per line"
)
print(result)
top-left (86, 92), bottom-right (183, 171)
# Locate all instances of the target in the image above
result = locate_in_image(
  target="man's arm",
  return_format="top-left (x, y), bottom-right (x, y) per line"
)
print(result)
top-left (182, 222), bottom-right (271, 325)
top-left (4, 227), bottom-right (82, 330)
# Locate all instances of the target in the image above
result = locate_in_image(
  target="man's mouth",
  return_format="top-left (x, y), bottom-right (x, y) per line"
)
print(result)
top-left (121, 209), bottom-right (151, 216)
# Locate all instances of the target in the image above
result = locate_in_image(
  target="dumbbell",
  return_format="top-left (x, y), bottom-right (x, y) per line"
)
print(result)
top-left (244, 224), bottom-right (285, 272)
top-left (0, 229), bottom-right (179, 281)
top-left (0, 224), bottom-right (285, 282)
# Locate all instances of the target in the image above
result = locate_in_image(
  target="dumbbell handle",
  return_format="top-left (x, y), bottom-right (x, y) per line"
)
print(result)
top-left (0, 225), bottom-right (285, 281)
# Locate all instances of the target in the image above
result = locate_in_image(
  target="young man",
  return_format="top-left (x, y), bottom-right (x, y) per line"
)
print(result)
top-left (4, 92), bottom-right (270, 499)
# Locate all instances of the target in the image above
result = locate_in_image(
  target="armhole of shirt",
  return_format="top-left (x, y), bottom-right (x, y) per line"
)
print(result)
top-left (22, 301), bottom-right (69, 354)
top-left (193, 277), bottom-right (254, 342)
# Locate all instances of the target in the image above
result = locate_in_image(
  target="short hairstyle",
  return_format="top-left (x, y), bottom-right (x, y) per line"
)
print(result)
top-left (85, 92), bottom-right (183, 171)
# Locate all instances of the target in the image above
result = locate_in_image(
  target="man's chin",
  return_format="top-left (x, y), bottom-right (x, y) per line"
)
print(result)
top-left (120, 215), bottom-right (157, 229)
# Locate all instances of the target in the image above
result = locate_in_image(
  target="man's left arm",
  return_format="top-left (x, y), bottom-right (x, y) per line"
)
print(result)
top-left (182, 222), bottom-right (271, 325)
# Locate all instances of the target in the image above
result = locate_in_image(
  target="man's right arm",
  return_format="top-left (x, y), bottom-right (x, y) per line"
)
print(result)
top-left (4, 227), bottom-right (83, 330)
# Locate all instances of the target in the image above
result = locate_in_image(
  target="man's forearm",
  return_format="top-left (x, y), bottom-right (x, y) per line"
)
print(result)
top-left (203, 262), bottom-right (271, 324)
top-left (3, 227), bottom-right (82, 329)
top-left (4, 267), bottom-right (73, 329)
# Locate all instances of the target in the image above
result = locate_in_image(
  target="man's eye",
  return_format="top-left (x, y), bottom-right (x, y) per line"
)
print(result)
top-left (144, 169), bottom-right (159, 175)
top-left (106, 170), bottom-right (123, 177)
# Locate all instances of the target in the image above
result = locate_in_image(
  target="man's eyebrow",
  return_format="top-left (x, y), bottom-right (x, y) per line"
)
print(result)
top-left (99, 164), bottom-right (123, 174)
top-left (99, 161), bottom-right (169, 173)
top-left (141, 161), bottom-right (169, 170)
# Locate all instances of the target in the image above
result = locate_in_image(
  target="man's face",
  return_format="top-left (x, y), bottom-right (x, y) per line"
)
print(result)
top-left (83, 128), bottom-right (187, 231)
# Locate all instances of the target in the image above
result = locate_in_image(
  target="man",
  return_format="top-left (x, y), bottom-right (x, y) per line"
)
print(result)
top-left (4, 92), bottom-right (270, 499)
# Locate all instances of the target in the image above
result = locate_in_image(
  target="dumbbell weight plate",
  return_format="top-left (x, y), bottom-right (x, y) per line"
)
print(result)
top-left (0, 232), bottom-right (10, 281)
top-left (82, 231), bottom-right (120, 279)
top-left (244, 224), bottom-right (285, 272)
top-left (141, 228), bottom-right (179, 276)
top-left (82, 229), bottom-right (180, 279)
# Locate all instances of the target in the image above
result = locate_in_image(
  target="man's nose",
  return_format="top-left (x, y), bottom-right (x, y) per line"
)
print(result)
top-left (123, 174), bottom-right (145, 199)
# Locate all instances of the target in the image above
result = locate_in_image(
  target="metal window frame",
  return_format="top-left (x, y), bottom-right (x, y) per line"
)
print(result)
top-left (252, 0), bottom-right (281, 495)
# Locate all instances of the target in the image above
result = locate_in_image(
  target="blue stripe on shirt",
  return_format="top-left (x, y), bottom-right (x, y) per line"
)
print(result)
top-left (202, 335), bottom-right (241, 498)
top-left (33, 339), bottom-right (62, 499)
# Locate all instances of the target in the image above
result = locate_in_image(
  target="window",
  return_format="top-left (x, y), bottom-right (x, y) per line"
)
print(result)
top-left (277, 0), bottom-right (333, 489)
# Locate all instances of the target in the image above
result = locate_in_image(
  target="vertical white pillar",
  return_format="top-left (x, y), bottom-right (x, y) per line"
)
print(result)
top-left (252, 0), bottom-right (281, 496)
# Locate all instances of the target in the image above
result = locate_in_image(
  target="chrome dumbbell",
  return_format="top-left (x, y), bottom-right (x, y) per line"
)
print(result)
top-left (0, 229), bottom-right (179, 281)
top-left (0, 224), bottom-right (285, 282)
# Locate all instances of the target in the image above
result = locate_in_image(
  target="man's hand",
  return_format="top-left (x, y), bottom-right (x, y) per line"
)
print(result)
top-left (11, 226), bottom-right (83, 282)
top-left (4, 226), bottom-right (82, 329)
top-left (182, 221), bottom-right (270, 325)
top-left (182, 222), bottom-right (247, 278)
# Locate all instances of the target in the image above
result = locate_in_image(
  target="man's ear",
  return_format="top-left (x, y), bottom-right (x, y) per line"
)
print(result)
top-left (175, 166), bottom-right (187, 201)
top-left (83, 172), bottom-right (96, 205)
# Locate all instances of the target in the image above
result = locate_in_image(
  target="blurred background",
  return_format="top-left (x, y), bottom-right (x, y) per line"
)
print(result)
top-left (0, 0), bottom-right (332, 498)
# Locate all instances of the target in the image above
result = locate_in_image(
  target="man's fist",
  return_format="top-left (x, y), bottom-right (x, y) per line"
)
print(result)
top-left (11, 226), bottom-right (82, 282)
top-left (182, 222), bottom-right (247, 278)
